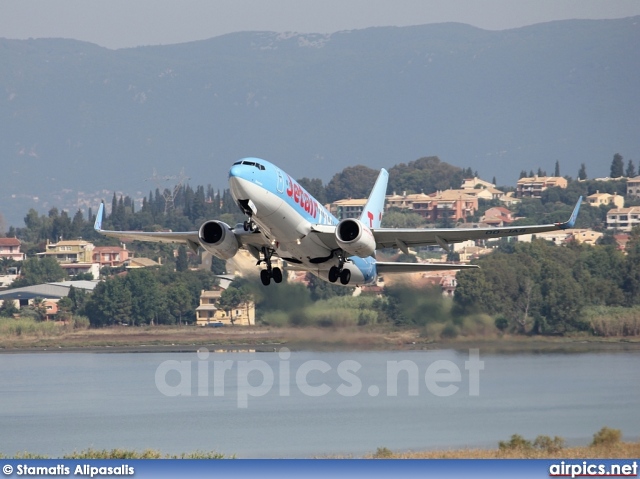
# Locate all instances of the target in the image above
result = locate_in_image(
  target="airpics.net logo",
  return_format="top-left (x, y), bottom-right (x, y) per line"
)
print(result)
top-left (154, 348), bottom-right (484, 408)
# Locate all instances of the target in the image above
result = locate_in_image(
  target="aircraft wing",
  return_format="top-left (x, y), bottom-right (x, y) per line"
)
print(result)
top-left (375, 262), bottom-right (479, 273)
top-left (94, 203), bottom-right (200, 245)
top-left (312, 197), bottom-right (582, 252)
top-left (93, 202), bottom-right (269, 254)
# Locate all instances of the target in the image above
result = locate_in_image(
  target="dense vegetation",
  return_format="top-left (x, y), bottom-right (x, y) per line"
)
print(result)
top-left (454, 234), bottom-right (640, 336)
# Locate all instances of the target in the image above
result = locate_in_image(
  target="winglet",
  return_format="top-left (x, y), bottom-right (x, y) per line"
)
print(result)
top-left (94, 202), bottom-right (104, 232)
top-left (559, 196), bottom-right (582, 229)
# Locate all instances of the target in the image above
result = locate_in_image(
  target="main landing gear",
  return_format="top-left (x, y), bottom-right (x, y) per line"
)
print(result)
top-left (258, 247), bottom-right (282, 286)
top-left (328, 256), bottom-right (351, 285)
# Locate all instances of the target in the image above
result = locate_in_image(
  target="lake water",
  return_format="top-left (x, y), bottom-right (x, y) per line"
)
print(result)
top-left (0, 349), bottom-right (638, 458)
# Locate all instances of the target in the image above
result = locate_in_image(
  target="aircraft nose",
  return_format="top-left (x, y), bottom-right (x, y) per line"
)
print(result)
top-left (229, 164), bottom-right (244, 179)
top-left (228, 164), bottom-right (252, 200)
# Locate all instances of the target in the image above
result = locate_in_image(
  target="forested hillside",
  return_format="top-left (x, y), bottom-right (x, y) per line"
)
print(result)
top-left (1, 17), bottom-right (638, 227)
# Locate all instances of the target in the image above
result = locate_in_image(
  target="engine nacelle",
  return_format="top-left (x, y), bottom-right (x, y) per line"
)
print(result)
top-left (198, 221), bottom-right (239, 260)
top-left (335, 218), bottom-right (376, 258)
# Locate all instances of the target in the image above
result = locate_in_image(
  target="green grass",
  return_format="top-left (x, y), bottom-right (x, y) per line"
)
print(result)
top-left (0, 316), bottom-right (89, 338)
top-left (260, 296), bottom-right (381, 328)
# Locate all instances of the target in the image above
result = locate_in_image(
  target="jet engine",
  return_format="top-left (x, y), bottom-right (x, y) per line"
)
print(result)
top-left (198, 221), bottom-right (239, 259)
top-left (335, 218), bottom-right (376, 258)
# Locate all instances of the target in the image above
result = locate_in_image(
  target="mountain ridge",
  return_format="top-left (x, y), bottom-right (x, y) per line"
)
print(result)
top-left (1, 17), bottom-right (638, 227)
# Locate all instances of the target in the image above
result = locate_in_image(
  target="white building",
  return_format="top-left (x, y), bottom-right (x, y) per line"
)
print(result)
top-left (606, 207), bottom-right (640, 232)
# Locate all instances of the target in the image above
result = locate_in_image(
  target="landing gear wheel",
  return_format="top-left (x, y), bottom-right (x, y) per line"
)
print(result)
top-left (272, 267), bottom-right (283, 284)
top-left (260, 269), bottom-right (271, 286)
top-left (339, 269), bottom-right (351, 285)
top-left (328, 266), bottom-right (340, 283)
top-left (243, 220), bottom-right (256, 232)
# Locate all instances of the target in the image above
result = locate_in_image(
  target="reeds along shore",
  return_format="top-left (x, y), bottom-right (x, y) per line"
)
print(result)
top-left (1, 320), bottom-right (640, 353)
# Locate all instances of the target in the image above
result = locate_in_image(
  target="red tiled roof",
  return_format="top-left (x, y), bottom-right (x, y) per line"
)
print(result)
top-left (0, 238), bottom-right (20, 246)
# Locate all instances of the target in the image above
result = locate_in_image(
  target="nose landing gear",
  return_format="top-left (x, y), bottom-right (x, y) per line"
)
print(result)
top-left (243, 218), bottom-right (257, 232)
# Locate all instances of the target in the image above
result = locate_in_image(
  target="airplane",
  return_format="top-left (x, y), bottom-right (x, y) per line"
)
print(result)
top-left (94, 157), bottom-right (582, 287)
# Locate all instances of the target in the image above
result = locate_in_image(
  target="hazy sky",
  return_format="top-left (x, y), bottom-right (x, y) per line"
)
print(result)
top-left (2, 0), bottom-right (640, 49)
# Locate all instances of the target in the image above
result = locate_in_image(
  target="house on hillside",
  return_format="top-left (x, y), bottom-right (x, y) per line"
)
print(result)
top-left (0, 238), bottom-right (24, 261)
top-left (413, 190), bottom-right (478, 222)
top-left (330, 198), bottom-right (368, 220)
top-left (93, 245), bottom-right (130, 268)
top-left (627, 176), bottom-right (640, 198)
top-left (570, 229), bottom-right (603, 245)
top-left (384, 192), bottom-right (432, 218)
top-left (606, 207), bottom-right (640, 232)
top-left (516, 176), bottom-right (568, 198)
top-left (587, 191), bottom-right (624, 209)
top-left (126, 257), bottom-right (161, 269)
top-left (465, 186), bottom-right (506, 202)
top-left (37, 239), bottom-right (99, 278)
top-left (461, 177), bottom-right (495, 190)
top-left (481, 207), bottom-right (514, 227)
top-left (518, 228), bottom-right (602, 245)
top-left (196, 287), bottom-right (255, 326)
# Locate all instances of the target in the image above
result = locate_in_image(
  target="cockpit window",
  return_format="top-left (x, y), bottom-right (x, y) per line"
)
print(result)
top-left (234, 160), bottom-right (265, 170)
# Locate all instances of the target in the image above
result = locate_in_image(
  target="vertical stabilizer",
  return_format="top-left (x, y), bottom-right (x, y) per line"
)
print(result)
top-left (359, 169), bottom-right (388, 229)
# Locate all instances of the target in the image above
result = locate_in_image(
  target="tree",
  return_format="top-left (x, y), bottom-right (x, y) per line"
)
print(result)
top-left (610, 153), bottom-right (624, 178)
top-left (625, 159), bottom-right (637, 178)
top-left (381, 210), bottom-right (424, 228)
top-left (84, 278), bottom-right (132, 326)
top-left (125, 269), bottom-right (164, 325)
top-left (218, 288), bottom-right (245, 324)
top-left (0, 299), bottom-right (19, 317)
top-left (381, 284), bottom-right (450, 327)
top-left (387, 156), bottom-right (463, 196)
top-left (454, 240), bottom-right (593, 335)
top-left (176, 245), bottom-right (188, 272)
top-left (536, 261), bottom-right (586, 334)
top-left (165, 282), bottom-right (192, 325)
top-left (56, 296), bottom-right (74, 321)
top-left (30, 298), bottom-right (48, 321)
top-left (622, 229), bottom-right (640, 306)
top-left (11, 257), bottom-right (67, 288)
top-left (325, 165), bottom-right (379, 202)
top-left (554, 160), bottom-right (560, 177)
top-left (68, 285), bottom-right (88, 313)
top-left (306, 273), bottom-right (350, 301)
top-left (211, 256), bottom-right (227, 275)
top-left (297, 178), bottom-right (326, 205)
top-left (70, 210), bottom-right (85, 238)
top-left (577, 163), bottom-right (587, 180)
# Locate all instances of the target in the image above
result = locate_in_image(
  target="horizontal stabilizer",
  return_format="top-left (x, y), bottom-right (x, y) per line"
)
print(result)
top-left (375, 262), bottom-right (479, 274)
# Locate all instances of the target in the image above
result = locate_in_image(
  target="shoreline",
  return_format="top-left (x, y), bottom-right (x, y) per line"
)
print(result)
top-left (1, 326), bottom-right (639, 354)
top-left (2, 441), bottom-right (639, 459)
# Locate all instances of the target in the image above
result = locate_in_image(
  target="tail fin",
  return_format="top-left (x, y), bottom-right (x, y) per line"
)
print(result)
top-left (94, 202), bottom-right (105, 231)
top-left (359, 169), bottom-right (388, 229)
